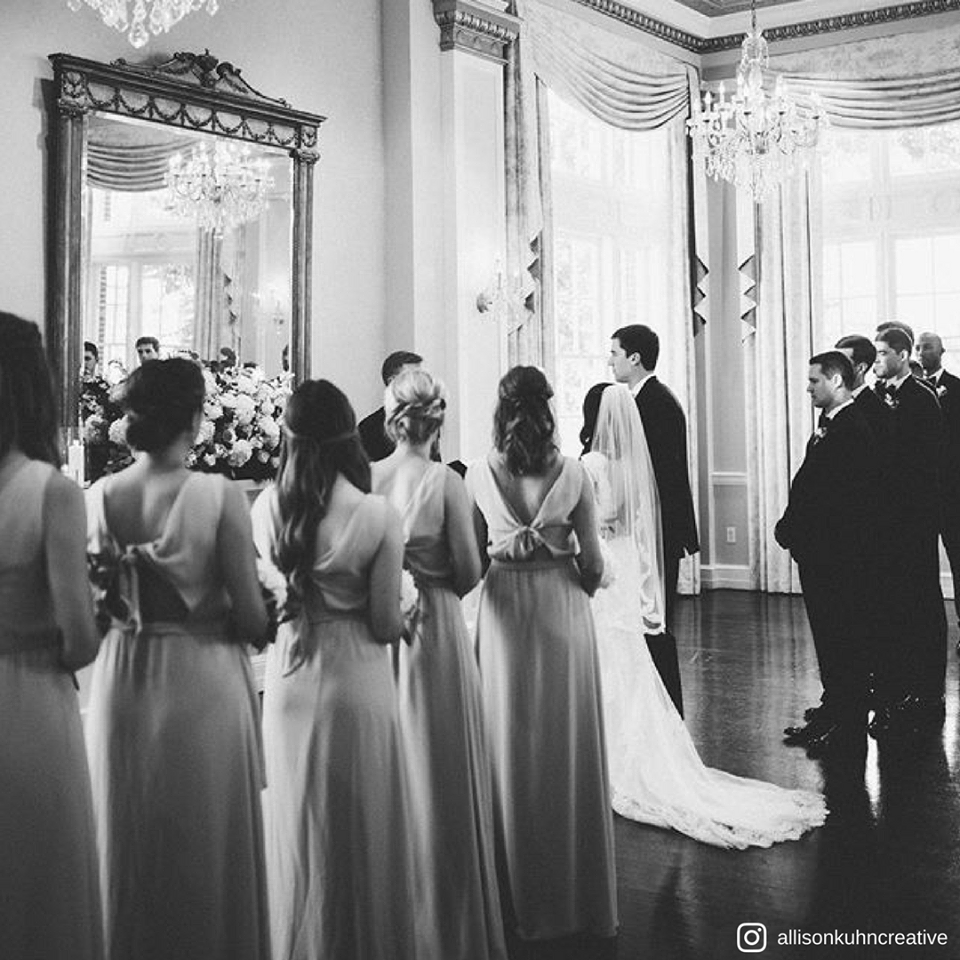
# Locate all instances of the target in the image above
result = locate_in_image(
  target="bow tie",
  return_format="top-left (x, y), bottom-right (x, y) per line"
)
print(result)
top-left (877, 382), bottom-right (897, 397)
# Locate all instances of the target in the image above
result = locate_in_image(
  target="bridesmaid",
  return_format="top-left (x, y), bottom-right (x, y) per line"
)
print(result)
top-left (373, 368), bottom-right (507, 960)
top-left (0, 312), bottom-right (103, 960)
top-left (466, 366), bottom-right (617, 943)
top-left (84, 357), bottom-right (271, 960)
top-left (251, 379), bottom-right (418, 960)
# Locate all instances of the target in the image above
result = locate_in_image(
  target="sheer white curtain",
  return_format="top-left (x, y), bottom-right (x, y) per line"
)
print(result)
top-left (511, 0), bottom-right (703, 593)
top-left (744, 23), bottom-right (960, 591)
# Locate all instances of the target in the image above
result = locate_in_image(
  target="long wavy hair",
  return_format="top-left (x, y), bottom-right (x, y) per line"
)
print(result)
top-left (273, 379), bottom-right (371, 606)
top-left (0, 313), bottom-right (60, 466)
top-left (493, 366), bottom-right (557, 476)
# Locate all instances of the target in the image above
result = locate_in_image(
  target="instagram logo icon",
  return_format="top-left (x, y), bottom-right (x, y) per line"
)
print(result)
top-left (737, 923), bottom-right (767, 952)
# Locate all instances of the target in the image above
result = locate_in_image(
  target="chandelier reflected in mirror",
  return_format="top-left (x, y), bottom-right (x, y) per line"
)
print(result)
top-left (163, 141), bottom-right (273, 236)
top-left (66, 0), bottom-right (223, 49)
top-left (686, 0), bottom-right (827, 201)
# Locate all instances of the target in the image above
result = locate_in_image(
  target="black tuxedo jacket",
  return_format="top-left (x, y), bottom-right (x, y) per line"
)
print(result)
top-left (358, 406), bottom-right (393, 463)
top-left (776, 403), bottom-right (880, 568)
top-left (635, 377), bottom-right (699, 560)
top-left (854, 384), bottom-right (892, 448)
top-left (933, 369), bottom-right (960, 522)
top-left (879, 375), bottom-right (944, 533)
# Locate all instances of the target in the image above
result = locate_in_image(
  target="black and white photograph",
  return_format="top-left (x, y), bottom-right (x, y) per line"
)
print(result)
top-left (3, 0), bottom-right (960, 958)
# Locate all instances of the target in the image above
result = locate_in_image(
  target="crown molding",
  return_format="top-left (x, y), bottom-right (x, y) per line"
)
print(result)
top-left (570, 0), bottom-right (960, 52)
top-left (432, 0), bottom-right (521, 63)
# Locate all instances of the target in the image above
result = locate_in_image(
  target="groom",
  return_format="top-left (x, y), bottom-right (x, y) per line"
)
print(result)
top-left (609, 324), bottom-right (699, 717)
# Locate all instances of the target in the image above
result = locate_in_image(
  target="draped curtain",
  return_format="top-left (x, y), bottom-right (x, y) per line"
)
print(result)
top-left (87, 117), bottom-right (189, 192)
top-left (509, 0), bottom-right (705, 593)
top-left (747, 23), bottom-right (960, 591)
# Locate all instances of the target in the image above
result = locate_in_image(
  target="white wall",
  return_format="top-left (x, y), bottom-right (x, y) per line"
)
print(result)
top-left (2, 0), bottom-right (388, 415)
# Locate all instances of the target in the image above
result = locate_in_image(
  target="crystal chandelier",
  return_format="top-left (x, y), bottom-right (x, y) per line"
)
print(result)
top-left (66, 0), bottom-right (223, 49)
top-left (686, 0), bottom-right (827, 201)
top-left (163, 141), bottom-right (272, 235)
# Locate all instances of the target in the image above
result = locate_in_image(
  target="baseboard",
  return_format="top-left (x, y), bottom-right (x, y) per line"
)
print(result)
top-left (700, 564), bottom-right (755, 591)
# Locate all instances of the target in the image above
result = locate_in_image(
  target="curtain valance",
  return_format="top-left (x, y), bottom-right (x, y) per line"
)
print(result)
top-left (87, 119), bottom-right (193, 192)
top-left (773, 22), bottom-right (960, 129)
top-left (520, 0), bottom-right (691, 130)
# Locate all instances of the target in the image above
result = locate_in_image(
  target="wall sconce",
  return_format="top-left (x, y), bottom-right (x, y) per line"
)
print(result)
top-left (476, 261), bottom-right (528, 331)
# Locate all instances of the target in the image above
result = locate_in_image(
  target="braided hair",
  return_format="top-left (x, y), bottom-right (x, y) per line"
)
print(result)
top-left (384, 368), bottom-right (446, 446)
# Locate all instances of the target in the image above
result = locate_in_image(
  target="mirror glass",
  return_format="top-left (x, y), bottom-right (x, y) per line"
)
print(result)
top-left (83, 114), bottom-right (292, 385)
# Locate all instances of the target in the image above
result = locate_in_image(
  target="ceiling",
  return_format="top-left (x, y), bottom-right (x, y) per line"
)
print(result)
top-left (579, 0), bottom-right (960, 51)
top-left (670, 0), bottom-right (804, 16)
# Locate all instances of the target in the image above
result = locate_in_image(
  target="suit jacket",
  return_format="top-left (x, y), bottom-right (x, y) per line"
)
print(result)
top-left (357, 405), bottom-right (444, 465)
top-left (854, 384), bottom-right (892, 448)
top-left (879, 375), bottom-right (944, 534)
top-left (635, 377), bottom-right (699, 560)
top-left (358, 406), bottom-right (394, 463)
top-left (776, 403), bottom-right (880, 568)
top-left (932, 369), bottom-right (960, 524)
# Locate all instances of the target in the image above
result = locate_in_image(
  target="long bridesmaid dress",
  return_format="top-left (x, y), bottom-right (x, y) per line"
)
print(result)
top-left (253, 488), bottom-right (418, 960)
top-left (0, 457), bottom-right (103, 960)
top-left (467, 455), bottom-right (617, 941)
top-left (85, 473), bottom-right (270, 960)
top-left (395, 462), bottom-right (506, 960)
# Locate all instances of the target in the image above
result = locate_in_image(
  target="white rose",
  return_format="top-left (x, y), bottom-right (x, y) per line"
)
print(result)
top-left (204, 453), bottom-right (217, 467)
top-left (235, 394), bottom-right (256, 424)
top-left (220, 394), bottom-right (238, 409)
top-left (195, 419), bottom-right (216, 445)
top-left (260, 399), bottom-right (275, 416)
top-left (258, 415), bottom-right (281, 446)
top-left (108, 417), bottom-right (128, 445)
top-left (236, 375), bottom-right (257, 395)
top-left (228, 438), bottom-right (254, 467)
top-left (204, 400), bottom-right (223, 421)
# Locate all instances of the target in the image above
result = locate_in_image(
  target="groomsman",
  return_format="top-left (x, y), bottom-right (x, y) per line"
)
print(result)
top-left (609, 324), bottom-right (699, 718)
top-left (776, 351), bottom-right (881, 751)
top-left (357, 350), bottom-right (422, 462)
top-left (916, 332), bottom-right (960, 642)
top-left (871, 326), bottom-right (948, 734)
top-left (834, 335), bottom-right (892, 444)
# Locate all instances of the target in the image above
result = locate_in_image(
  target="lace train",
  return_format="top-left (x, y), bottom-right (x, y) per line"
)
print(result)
top-left (593, 536), bottom-right (827, 850)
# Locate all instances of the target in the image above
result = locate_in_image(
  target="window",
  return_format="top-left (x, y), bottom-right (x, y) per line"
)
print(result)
top-left (548, 90), bottom-right (681, 453)
top-left (815, 121), bottom-right (960, 358)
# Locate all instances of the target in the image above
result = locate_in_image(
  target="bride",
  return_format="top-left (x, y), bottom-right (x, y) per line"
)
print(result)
top-left (581, 382), bottom-right (827, 849)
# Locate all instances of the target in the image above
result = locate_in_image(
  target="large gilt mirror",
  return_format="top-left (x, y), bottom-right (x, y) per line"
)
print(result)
top-left (47, 51), bottom-right (324, 446)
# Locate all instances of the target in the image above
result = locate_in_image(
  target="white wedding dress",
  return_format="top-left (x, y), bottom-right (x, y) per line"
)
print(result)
top-left (583, 385), bottom-right (826, 849)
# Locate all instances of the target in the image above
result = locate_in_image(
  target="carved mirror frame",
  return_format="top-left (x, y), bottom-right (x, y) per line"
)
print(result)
top-left (47, 50), bottom-right (324, 434)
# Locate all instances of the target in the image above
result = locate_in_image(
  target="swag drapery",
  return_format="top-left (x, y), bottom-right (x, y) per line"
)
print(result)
top-left (744, 22), bottom-right (960, 592)
top-left (507, 0), bottom-right (706, 594)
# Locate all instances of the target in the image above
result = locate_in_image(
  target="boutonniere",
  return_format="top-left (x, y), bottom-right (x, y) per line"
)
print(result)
top-left (812, 424), bottom-right (828, 444)
top-left (883, 391), bottom-right (899, 410)
top-left (937, 384), bottom-right (947, 398)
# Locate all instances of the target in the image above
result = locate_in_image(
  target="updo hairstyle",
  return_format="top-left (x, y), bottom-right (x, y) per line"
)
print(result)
top-left (384, 368), bottom-right (446, 446)
top-left (122, 357), bottom-right (205, 453)
top-left (274, 379), bottom-right (371, 605)
top-left (493, 365), bottom-right (557, 476)
top-left (0, 312), bottom-right (59, 466)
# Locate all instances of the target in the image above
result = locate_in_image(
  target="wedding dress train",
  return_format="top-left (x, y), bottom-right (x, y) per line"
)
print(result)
top-left (583, 385), bottom-right (826, 850)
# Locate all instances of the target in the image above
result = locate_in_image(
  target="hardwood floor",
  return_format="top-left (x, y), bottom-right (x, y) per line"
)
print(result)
top-left (506, 590), bottom-right (960, 960)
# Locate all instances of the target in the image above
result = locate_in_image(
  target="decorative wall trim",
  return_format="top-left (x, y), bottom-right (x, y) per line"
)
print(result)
top-left (700, 564), bottom-right (756, 590)
top-left (433, 0), bottom-right (521, 64)
top-left (568, 0), bottom-right (701, 51)
top-left (568, 0), bottom-right (960, 54)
